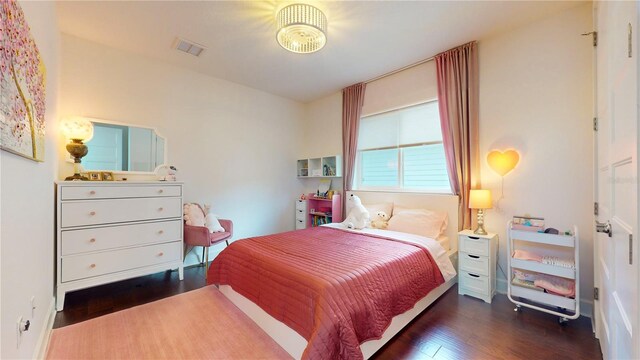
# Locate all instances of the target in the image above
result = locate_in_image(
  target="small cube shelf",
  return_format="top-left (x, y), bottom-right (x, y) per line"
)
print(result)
top-left (297, 156), bottom-right (342, 178)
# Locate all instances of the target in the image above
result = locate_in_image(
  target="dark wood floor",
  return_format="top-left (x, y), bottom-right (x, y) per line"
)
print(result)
top-left (55, 267), bottom-right (601, 359)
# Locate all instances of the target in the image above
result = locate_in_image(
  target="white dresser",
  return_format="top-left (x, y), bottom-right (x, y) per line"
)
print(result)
top-left (295, 199), bottom-right (307, 229)
top-left (55, 181), bottom-right (184, 311)
top-left (458, 230), bottom-right (498, 303)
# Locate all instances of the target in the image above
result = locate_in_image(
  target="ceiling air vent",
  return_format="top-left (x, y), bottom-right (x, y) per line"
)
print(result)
top-left (173, 38), bottom-right (206, 57)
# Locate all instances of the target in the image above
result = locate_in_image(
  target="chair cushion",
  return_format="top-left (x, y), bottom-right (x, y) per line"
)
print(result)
top-left (209, 232), bottom-right (231, 245)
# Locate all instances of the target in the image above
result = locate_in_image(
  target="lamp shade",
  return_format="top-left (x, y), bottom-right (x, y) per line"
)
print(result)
top-left (469, 189), bottom-right (492, 209)
top-left (276, 3), bottom-right (327, 54)
top-left (61, 117), bottom-right (94, 142)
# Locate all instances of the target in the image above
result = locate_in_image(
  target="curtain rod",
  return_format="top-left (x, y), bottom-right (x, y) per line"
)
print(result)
top-left (364, 56), bottom-right (434, 84)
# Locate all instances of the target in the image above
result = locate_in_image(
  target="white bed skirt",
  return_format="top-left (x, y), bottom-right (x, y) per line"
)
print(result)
top-left (219, 250), bottom-right (458, 359)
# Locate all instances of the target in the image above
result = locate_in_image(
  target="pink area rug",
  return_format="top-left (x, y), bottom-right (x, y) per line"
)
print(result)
top-left (46, 286), bottom-right (291, 359)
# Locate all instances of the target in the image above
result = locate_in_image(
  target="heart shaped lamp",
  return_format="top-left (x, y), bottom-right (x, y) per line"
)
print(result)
top-left (487, 150), bottom-right (519, 176)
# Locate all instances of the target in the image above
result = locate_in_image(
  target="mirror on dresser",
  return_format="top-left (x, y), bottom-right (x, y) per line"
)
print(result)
top-left (76, 119), bottom-right (167, 173)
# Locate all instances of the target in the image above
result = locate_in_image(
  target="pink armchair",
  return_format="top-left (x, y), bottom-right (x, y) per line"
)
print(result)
top-left (184, 219), bottom-right (233, 279)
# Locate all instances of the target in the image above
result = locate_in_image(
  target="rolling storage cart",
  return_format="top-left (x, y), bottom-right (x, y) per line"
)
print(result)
top-left (507, 221), bottom-right (579, 323)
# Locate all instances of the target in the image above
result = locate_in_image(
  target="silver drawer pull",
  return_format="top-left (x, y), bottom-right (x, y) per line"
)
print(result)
top-left (158, 189), bottom-right (164, 194)
top-left (89, 238), bottom-right (96, 243)
top-left (468, 254), bottom-right (480, 259)
top-left (158, 230), bottom-right (164, 234)
top-left (90, 264), bottom-right (96, 269)
top-left (158, 207), bottom-right (164, 211)
top-left (89, 211), bottom-right (96, 216)
top-left (468, 273), bottom-right (480, 278)
top-left (158, 252), bottom-right (164, 257)
top-left (89, 190), bottom-right (96, 195)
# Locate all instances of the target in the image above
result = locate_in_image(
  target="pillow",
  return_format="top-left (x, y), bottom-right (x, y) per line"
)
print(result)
top-left (387, 207), bottom-right (448, 239)
top-left (205, 213), bottom-right (225, 233)
top-left (183, 203), bottom-right (206, 227)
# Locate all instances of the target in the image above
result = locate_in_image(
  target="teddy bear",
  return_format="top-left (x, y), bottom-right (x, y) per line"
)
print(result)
top-left (370, 211), bottom-right (390, 230)
top-left (184, 203), bottom-right (225, 233)
top-left (341, 194), bottom-right (369, 230)
top-left (183, 203), bottom-right (206, 226)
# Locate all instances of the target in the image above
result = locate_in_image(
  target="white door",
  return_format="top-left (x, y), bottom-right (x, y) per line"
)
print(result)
top-left (594, 1), bottom-right (638, 359)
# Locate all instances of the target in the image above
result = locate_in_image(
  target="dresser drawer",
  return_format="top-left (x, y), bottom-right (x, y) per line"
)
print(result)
top-left (61, 185), bottom-right (182, 200)
top-left (459, 252), bottom-right (490, 276)
top-left (61, 220), bottom-right (182, 256)
top-left (459, 235), bottom-right (490, 256)
top-left (295, 218), bottom-right (306, 230)
top-left (61, 241), bottom-right (181, 282)
top-left (295, 208), bottom-right (306, 220)
top-left (459, 270), bottom-right (490, 296)
top-left (296, 200), bottom-right (307, 211)
top-left (61, 197), bottom-right (182, 228)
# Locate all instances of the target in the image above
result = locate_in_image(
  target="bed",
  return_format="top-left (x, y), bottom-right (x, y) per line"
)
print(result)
top-left (209, 191), bottom-right (459, 359)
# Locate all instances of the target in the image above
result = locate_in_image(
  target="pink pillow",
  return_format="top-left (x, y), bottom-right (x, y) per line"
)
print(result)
top-left (387, 207), bottom-right (448, 239)
top-left (183, 203), bottom-right (206, 227)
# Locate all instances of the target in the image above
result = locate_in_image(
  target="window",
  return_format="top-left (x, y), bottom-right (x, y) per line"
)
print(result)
top-left (354, 101), bottom-right (451, 193)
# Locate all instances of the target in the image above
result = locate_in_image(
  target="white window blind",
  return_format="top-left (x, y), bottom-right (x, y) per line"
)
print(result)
top-left (355, 101), bottom-right (451, 193)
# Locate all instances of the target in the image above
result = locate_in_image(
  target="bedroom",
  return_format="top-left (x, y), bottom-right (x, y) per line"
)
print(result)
top-left (0, 0), bottom-right (634, 359)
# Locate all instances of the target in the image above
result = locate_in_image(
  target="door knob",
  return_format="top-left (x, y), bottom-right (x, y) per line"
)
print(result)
top-left (596, 220), bottom-right (612, 237)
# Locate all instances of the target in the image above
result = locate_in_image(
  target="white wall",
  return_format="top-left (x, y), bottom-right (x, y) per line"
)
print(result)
top-left (479, 4), bottom-right (593, 313)
top-left (300, 92), bottom-right (343, 194)
top-left (59, 35), bottom-right (305, 263)
top-left (302, 4), bottom-right (594, 314)
top-left (1, 2), bottom-right (59, 358)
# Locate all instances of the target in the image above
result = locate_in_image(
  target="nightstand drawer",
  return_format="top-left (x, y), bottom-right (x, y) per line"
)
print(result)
top-left (459, 252), bottom-right (490, 276)
top-left (459, 270), bottom-right (490, 296)
top-left (459, 235), bottom-right (490, 256)
top-left (296, 200), bottom-right (307, 211)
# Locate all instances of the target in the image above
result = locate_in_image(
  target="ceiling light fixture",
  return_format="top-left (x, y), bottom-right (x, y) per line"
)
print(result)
top-left (276, 3), bottom-right (327, 54)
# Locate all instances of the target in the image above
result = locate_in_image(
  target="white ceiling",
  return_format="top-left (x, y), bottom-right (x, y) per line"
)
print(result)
top-left (56, 1), bottom-right (584, 103)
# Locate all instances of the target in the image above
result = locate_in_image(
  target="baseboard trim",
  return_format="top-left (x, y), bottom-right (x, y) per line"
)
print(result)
top-left (33, 297), bottom-right (55, 359)
top-left (496, 278), bottom-right (593, 318)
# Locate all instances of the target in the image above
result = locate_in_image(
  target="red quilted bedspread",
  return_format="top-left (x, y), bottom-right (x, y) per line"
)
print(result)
top-left (208, 226), bottom-right (444, 360)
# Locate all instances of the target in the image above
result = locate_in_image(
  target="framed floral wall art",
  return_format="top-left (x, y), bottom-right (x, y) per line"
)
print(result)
top-left (0, 0), bottom-right (47, 162)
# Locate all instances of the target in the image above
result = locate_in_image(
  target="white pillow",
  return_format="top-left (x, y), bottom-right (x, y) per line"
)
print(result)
top-left (205, 213), bottom-right (225, 233)
top-left (387, 207), bottom-right (448, 239)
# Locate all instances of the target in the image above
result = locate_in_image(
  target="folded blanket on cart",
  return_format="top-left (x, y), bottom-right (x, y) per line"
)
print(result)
top-left (513, 270), bottom-right (575, 297)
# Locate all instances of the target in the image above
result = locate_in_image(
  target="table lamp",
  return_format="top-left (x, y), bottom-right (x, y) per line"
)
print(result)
top-left (469, 189), bottom-right (492, 235)
top-left (61, 117), bottom-right (94, 181)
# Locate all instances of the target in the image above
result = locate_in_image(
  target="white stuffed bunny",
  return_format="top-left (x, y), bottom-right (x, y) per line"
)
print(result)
top-left (370, 211), bottom-right (390, 230)
top-left (205, 213), bottom-right (225, 233)
top-left (341, 194), bottom-right (369, 230)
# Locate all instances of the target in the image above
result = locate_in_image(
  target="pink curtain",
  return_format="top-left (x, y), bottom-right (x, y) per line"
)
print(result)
top-left (435, 41), bottom-right (480, 231)
top-left (342, 83), bottom-right (367, 197)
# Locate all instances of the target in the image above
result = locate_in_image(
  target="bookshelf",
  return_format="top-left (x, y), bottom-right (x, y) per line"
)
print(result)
top-left (297, 156), bottom-right (342, 177)
top-left (305, 193), bottom-right (342, 228)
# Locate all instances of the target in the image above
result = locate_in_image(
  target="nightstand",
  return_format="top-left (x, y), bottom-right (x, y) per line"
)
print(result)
top-left (458, 230), bottom-right (498, 303)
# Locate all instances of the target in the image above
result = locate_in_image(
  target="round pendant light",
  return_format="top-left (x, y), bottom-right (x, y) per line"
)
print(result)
top-left (276, 4), bottom-right (327, 54)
